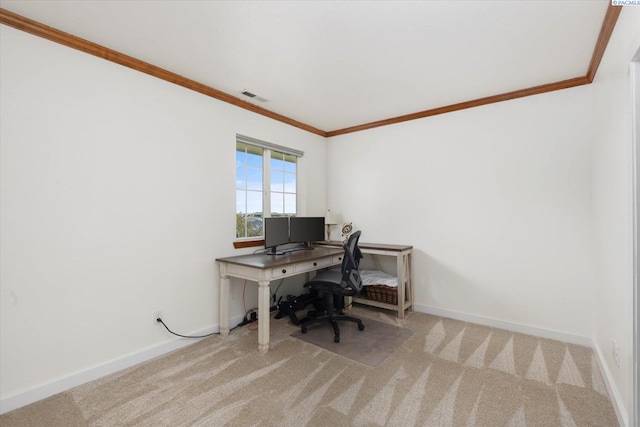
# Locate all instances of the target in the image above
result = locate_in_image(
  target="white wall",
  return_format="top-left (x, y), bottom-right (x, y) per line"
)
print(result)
top-left (328, 85), bottom-right (595, 340)
top-left (2, 5), bottom-right (638, 421)
top-left (591, 7), bottom-right (640, 427)
top-left (326, 10), bottom-right (640, 424)
top-left (0, 25), bottom-right (327, 410)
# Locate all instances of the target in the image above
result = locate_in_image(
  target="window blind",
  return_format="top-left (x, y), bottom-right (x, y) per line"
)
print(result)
top-left (236, 134), bottom-right (304, 158)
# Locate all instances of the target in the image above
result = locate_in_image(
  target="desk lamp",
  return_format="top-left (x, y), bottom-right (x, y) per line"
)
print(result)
top-left (324, 209), bottom-right (338, 241)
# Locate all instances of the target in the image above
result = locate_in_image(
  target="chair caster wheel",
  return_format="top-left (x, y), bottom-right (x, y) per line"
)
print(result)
top-left (358, 323), bottom-right (365, 331)
top-left (334, 335), bottom-right (340, 343)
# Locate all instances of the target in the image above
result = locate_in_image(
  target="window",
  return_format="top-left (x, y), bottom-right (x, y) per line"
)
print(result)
top-left (235, 135), bottom-right (303, 244)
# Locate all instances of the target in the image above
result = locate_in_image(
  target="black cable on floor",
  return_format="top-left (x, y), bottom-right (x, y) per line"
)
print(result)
top-left (157, 318), bottom-right (241, 339)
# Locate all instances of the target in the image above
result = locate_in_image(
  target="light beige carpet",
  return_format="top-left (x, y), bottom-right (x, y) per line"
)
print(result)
top-left (291, 317), bottom-right (413, 367)
top-left (0, 306), bottom-right (619, 426)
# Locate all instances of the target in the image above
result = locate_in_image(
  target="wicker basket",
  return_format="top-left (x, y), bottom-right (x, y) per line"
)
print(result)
top-left (364, 285), bottom-right (398, 305)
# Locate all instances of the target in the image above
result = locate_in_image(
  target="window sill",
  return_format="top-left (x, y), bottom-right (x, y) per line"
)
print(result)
top-left (233, 239), bottom-right (264, 249)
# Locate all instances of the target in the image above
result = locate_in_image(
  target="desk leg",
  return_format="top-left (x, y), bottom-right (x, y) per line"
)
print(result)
top-left (219, 273), bottom-right (230, 337)
top-left (258, 280), bottom-right (270, 354)
top-left (397, 255), bottom-right (406, 319)
top-left (407, 252), bottom-right (414, 313)
top-left (345, 295), bottom-right (353, 311)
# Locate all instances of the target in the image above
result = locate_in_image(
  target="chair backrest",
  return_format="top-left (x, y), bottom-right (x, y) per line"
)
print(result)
top-left (341, 230), bottom-right (363, 292)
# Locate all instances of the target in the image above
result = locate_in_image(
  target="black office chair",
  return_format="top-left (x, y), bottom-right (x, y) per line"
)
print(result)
top-left (300, 230), bottom-right (365, 343)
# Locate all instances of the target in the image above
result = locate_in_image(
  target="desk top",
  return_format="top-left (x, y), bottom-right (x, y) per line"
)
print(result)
top-left (216, 246), bottom-right (343, 269)
top-left (317, 240), bottom-right (413, 252)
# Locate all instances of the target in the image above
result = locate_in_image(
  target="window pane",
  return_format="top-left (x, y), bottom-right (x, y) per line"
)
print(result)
top-left (236, 147), bottom-right (247, 166)
top-left (270, 152), bottom-right (284, 171)
top-left (236, 166), bottom-right (246, 190)
top-left (271, 170), bottom-right (284, 192)
top-left (246, 215), bottom-right (263, 237)
top-left (271, 192), bottom-right (284, 215)
top-left (284, 172), bottom-right (296, 193)
top-left (236, 190), bottom-right (246, 214)
top-left (284, 155), bottom-right (296, 173)
top-left (284, 194), bottom-right (296, 215)
top-left (236, 213), bottom-right (247, 238)
top-left (246, 168), bottom-right (262, 191)
top-left (247, 151), bottom-right (262, 168)
top-left (246, 190), bottom-right (262, 215)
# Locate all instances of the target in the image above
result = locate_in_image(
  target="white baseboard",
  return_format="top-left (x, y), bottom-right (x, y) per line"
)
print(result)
top-left (413, 304), bottom-right (592, 346)
top-left (2, 308), bottom-right (628, 426)
top-left (592, 341), bottom-right (629, 427)
top-left (414, 304), bottom-right (628, 426)
top-left (0, 315), bottom-right (245, 415)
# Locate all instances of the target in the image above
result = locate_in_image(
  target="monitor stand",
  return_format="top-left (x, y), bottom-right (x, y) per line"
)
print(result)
top-left (266, 247), bottom-right (285, 255)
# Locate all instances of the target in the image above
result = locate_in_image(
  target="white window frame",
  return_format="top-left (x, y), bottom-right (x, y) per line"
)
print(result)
top-left (235, 134), bottom-right (303, 243)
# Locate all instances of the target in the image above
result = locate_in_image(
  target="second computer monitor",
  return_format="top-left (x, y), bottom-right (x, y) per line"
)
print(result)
top-left (289, 216), bottom-right (325, 246)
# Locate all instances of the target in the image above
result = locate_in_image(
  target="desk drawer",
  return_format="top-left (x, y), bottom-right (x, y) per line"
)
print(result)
top-left (296, 257), bottom-right (332, 274)
top-left (271, 266), bottom-right (292, 279)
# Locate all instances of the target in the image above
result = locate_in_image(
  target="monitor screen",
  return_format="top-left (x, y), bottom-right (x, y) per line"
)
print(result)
top-left (264, 217), bottom-right (289, 252)
top-left (289, 217), bottom-right (325, 245)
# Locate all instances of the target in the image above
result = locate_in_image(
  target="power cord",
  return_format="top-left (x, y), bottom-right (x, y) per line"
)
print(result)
top-left (156, 317), bottom-right (242, 339)
top-left (157, 275), bottom-right (281, 338)
top-left (236, 308), bottom-right (259, 329)
top-left (272, 279), bottom-right (285, 305)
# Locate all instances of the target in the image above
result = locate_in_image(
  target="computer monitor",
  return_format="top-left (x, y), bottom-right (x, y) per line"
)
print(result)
top-left (289, 216), bottom-right (325, 248)
top-left (264, 217), bottom-right (289, 255)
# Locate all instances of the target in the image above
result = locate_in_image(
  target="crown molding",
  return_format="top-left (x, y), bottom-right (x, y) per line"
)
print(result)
top-left (328, 3), bottom-right (622, 137)
top-left (587, 3), bottom-right (623, 83)
top-left (0, 5), bottom-right (622, 137)
top-left (0, 8), bottom-right (327, 137)
top-left (326, 76), bottom-right (591, 137)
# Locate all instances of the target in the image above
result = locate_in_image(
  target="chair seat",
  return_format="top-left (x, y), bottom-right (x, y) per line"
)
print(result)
top-left (305, 270), bottom-right (343, 287)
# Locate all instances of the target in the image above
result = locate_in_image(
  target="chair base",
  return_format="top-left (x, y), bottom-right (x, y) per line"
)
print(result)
top-left (300, 312), bottom-right (365, 343)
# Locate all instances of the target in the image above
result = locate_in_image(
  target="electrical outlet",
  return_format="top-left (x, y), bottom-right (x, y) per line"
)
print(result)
top-left (153, 311), bottom-right (163, 326)
top-left (612, 339), bottom-right (620, 367)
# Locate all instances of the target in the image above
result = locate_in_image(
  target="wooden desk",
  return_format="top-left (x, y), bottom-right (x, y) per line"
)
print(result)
top-left (216, 247), bottom-right (344, 353)
top-left (318, 241), bottom-right (413, 318)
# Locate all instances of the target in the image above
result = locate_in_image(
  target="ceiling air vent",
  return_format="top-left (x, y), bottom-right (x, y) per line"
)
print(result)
top-left (241, 90), bottom-right (268, 102)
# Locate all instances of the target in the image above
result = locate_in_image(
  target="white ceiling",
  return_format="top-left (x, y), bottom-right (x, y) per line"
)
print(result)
top-left (0, 0), bottom-right (609, 132)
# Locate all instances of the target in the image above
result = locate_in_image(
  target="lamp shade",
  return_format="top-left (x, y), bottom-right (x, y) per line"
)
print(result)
top-left (324, 209), bottom-right (337, 225)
